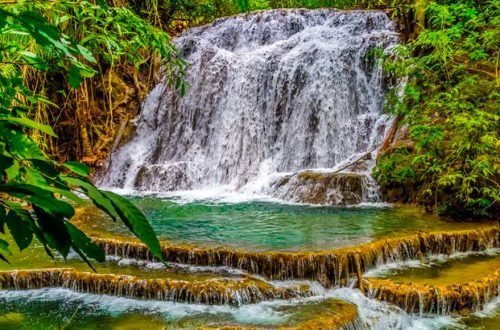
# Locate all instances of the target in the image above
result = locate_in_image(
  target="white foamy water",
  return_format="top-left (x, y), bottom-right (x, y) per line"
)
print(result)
top-left (101, 9), bottom-right (398, 205)
top-left (0, 287), bottom-right (467, 329)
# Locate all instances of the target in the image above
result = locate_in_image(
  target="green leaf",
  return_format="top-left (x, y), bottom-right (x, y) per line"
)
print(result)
top-left (65, 222), bottom-right (105, 262)
top-left (0, 183), bottom-right (75, 219)
top-left (76, 44), bottom-right (97, 63)
top-left (61, 176), bottom-right (119, 221)
top-left (68, 65), bottom-right (82, 89)
top-left (0, 126), bottom-right (45, 160)
top-left (5, 161), bottom-right (20, 181)
top-left (0, 238), bottom-right (12, 260)
top-left (0, 142), bottom-right (14, 173)
top-left (0, 117), bottom-right (57, 137)
top-left (63, 161), bottom-right (90, 177)
top-left (29, 159), bottom-right (59, 179)
top-left (101, 191), bottom-right (162, 260)
top-left (24, 166), bottom-right (48, 187)
top-left (4, 204), bottom-right (34, 251)
top-left (33, 207), bottom-right (71, 258)
top-left (95, 0), bottom-right (109, 8)
top-left (0, 238), bottom-right (11, 263)
top-left (20, 51), bottom-right (48, 70)
top-left (23, 167), bottom-right (83, 204)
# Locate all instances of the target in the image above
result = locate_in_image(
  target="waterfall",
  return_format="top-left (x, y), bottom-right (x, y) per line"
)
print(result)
top-left (101, 9), bottom-right (398, 204)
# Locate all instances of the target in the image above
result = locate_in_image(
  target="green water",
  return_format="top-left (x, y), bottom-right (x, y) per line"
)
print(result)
top-left (460, 308), bottom-right (500, 330)
top-left (374, 252), bottom-right (500, 286)
top-left (74, 199), bottom-right (479, 251)
top-left (0, 290), bottom-right (350, 330)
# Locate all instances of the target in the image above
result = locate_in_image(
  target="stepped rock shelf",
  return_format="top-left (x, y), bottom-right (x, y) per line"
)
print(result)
top-left (94, 227), bottom-right (500, 288)
top-left (1, 225), bottom-right (499, 328)
top-left (366, 271), bottom-right (500, 314)
top-left (0, 269), bottom-right (312, 305)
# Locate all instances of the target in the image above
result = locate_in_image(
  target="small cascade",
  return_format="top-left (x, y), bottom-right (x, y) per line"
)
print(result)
top-left (0, 269), bottom-right (313, 305)
top-left (94, 227), bottom-right (500, 287)
top-left (101, 9), bottom-right (398, 204)
top-left (290, 303), bottom-right (363, 330)
top-left (365, 271), bottom-right (500, 314)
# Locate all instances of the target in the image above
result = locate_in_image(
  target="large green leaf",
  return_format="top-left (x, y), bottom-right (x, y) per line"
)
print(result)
top-left (33, 207), bottom-right (71, 258)
top-left (0, 238), bottom-right (11, 263)
top-left (0, 126), bottom-right (45, 160)
top-left (29, 159), bottom-right (59, 178)
top-left (0, 205), bottom-right (7, 233)
top-left (5, 161), bottom-right (20, 181)
top-left (24, 167), bottom-right (83, 203)
top-left (76, 44), bottom-right (97, 63)
top-left (0, 142), bottom-right (14, 173)
top-left (65, 222), bottom-right (105, 262)
top-left (63, 161), bottom-right (90, 177)
top-left (20, 51), bottom-right (48, 70)
top-left (61, 176), bottom-right (119, 221)
top-left (3, 203), bottom-right (33, 251)
top-left (101, 191), bottom-right (162, 260)
top-left (0, 117), bottom-right (57, 137)
top-left (68, 65), bottom-right (82, 88)
top-left (0, 183), bottom-right (75, 218)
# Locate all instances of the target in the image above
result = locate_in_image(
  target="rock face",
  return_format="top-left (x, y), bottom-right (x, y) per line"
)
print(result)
top-left (269, 171), bottom-right (368, 205)
top-left (366, 271), bottom-right (500, 314)
top-left (95, 227), bottom-right (500, 288)
top-left (101, 9), bottom-right (397, 203)
top-left (0, 269), bottom-right (312, 305)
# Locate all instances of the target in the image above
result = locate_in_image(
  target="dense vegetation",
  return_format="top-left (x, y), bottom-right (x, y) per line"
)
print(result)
top-left (0, 1), bottom-right (186, 262)
top-left (374, 0), bottom-right (499, 219)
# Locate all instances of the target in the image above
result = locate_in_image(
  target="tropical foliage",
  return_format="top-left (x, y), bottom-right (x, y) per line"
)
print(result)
top-left (374, 0), bottom-right (499, 218)
top-left (0, 1), bottom-right (187, 263)
top-left (1, 0), bottom-right (187, 164)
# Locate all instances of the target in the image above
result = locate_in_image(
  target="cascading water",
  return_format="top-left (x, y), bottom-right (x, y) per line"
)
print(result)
top-left (101, 9), bottom-right (398, 204)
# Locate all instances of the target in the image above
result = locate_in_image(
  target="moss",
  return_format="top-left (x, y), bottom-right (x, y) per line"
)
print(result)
top-left (93, 226), bottom-right (500, 287)
top-left (366, 271), bottom-right (500, 314)
top-left (286, 299), bottom-right (359, 330)
top-left (196, 299), bottom-right (359, 330)
top-left (0, 269), bottom-right (312, 305)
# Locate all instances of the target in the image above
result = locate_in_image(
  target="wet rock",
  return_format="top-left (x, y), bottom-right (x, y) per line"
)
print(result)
top-left (269, 171), bottom-right (367, 205)
top-left (95, 227), bottom-right (500, 288)
top-left (366, 271), bottom-right (500, 314)
top-left (0, 269), bottom-right (313, 306)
